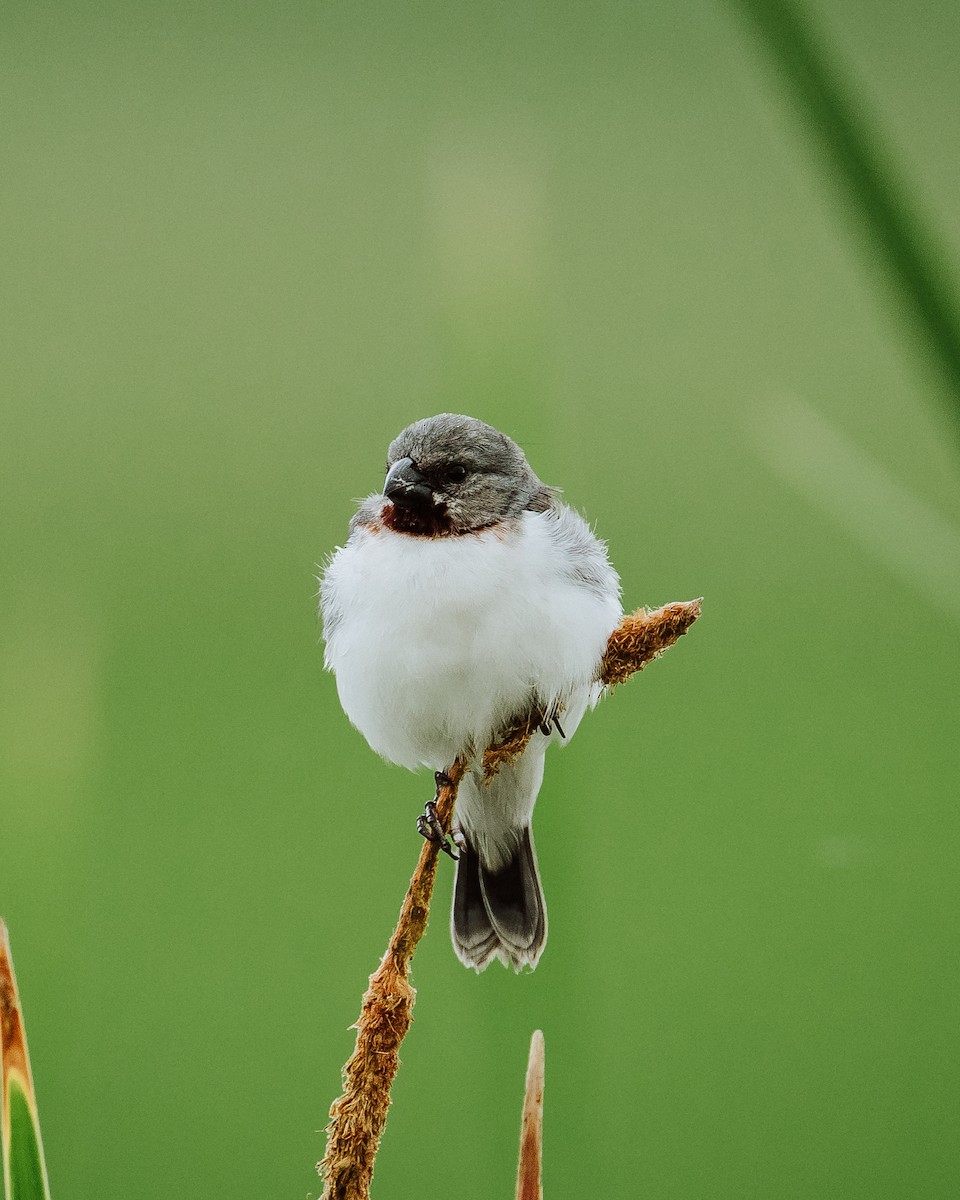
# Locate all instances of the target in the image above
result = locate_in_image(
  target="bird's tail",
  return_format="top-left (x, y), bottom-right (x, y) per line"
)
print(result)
top-left (452, 826), bottom-right (547, 971)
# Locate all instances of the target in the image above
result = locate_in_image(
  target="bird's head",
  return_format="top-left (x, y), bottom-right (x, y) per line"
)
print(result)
top-left (382, 414), bottom-right (550, 535)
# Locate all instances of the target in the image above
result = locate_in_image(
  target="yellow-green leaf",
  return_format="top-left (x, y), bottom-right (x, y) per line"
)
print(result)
top-left (1, 922), bottom-right (52, 1200)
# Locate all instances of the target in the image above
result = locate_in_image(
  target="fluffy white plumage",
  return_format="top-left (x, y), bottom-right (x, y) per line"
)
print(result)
top-left (322, 507), bottom-right (620, 775)
top-left (320, 414), bottom-right (621, 969)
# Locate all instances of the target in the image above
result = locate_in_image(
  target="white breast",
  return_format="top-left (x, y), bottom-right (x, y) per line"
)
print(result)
top-left (320, 509), bottom-right (621, 770)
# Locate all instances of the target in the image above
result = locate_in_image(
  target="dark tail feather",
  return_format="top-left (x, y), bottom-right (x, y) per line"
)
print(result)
top-left (451, 841), bottom-right (501, 968)
top-left (452, 828), bottom-right (547, 971)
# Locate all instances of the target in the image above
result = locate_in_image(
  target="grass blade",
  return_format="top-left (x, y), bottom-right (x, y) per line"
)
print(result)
top-left (0, 922), bottom-right (52, 1200)
top-left (730, 0), bottom-right (960, 441)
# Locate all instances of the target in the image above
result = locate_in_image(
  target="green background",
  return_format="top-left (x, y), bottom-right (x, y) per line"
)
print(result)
top-left (2, 2), bottom-right (959, 1197)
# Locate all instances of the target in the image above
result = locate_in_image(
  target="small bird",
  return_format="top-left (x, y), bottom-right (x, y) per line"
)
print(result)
top-left (320, 415), bottom-right (621, 970)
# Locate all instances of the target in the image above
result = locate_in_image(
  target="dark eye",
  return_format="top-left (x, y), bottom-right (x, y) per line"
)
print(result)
top-left (445, 463), bottom-right (467, 483)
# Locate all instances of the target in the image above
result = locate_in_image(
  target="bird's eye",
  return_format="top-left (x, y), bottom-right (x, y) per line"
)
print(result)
top-left (446, 463), bottom-right (467, 483)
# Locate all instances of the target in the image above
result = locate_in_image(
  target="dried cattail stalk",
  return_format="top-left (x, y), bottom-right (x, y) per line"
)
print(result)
top-left (481, 709), bottom-right (548, 780)
top-left (600, 599), bottom-right (702, 688)
top-left (319, 599), bottom-right (702, 1199)
top-left (319, 760), bottom-right (466, 1200)
top-left (483, 599), bottom-right (703, 777)
top-left (516, 1030), bottom-right (545, 1200)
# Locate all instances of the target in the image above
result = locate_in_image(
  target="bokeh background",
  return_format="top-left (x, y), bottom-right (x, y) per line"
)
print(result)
top-left (2, 1), bottom-right (959, 1197)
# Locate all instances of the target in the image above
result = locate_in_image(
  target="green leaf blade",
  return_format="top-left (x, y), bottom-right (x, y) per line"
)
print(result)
top-left (7, 1083), bottom-right (48, 1200)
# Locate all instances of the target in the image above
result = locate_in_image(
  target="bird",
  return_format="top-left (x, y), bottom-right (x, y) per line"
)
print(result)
top-left (320, 414), bottom-right (621, 970)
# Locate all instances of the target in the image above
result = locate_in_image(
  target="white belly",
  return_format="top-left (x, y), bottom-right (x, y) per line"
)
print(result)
top-left (321, 511), bottom-right (620, 770)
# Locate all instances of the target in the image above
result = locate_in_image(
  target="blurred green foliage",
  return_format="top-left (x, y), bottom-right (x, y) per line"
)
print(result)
top-left (1, 2), bottom-right (959, 1198)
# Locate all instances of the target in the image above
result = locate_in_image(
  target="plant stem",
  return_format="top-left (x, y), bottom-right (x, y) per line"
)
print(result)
top-left (731, 0), bottom-right (960, 441)
top-left (318, 600), bottom-right (702, 1199)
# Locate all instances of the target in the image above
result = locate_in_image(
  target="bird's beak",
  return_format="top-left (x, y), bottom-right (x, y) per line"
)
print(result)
top-left (384, 457), bottom-right (433, 507)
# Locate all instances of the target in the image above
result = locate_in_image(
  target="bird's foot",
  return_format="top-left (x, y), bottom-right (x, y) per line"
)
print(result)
top-left (538, 710), bottom-right (566, 739)
top-left (417, 799), bottom-right (459, 859)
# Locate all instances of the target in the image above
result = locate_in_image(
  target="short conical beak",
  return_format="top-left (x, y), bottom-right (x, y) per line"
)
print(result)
top-left (384, 457), bottom-right (433, 506)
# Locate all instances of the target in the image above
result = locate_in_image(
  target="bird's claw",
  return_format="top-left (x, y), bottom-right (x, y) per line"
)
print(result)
top-left (538, 711), bottom-right (566, 739)
top-left (418, 799), bottom-right (459, 860)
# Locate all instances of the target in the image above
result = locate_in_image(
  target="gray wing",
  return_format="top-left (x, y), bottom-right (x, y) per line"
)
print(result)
top-left (543, 500), bottom-right (621, 601)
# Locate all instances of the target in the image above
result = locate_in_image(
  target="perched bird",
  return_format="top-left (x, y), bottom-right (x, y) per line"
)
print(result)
top-left (320, 415), bottom-right (621, 970)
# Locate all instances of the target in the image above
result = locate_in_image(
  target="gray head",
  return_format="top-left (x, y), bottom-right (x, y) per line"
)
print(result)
top-left (382, 414), bottom-right (551, 535)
